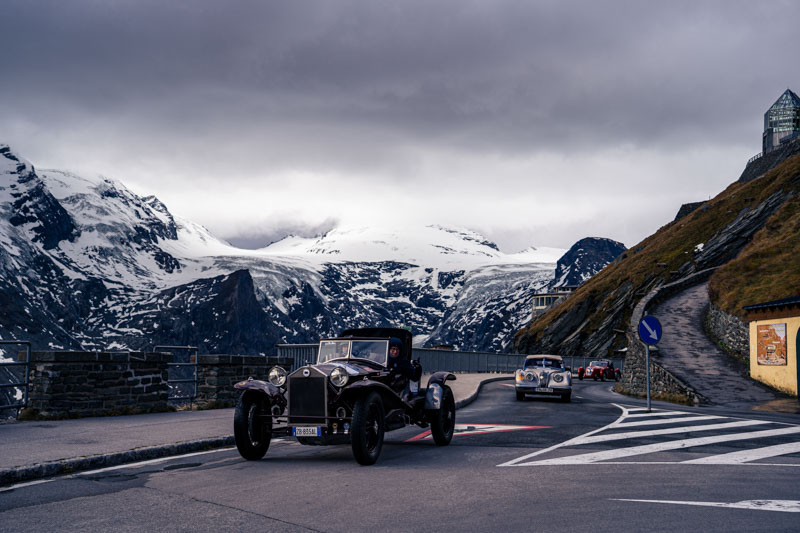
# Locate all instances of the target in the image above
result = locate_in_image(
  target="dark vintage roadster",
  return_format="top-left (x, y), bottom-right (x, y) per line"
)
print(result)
top-left (233, 327), bottom-right (457, 465)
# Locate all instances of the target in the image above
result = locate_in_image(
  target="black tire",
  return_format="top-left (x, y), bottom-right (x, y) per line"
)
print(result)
top-left (578, 373), bottom-right (584, 381)
top-left (601, 372), bottom-right (606, 382)
top-left (234, 392), bottom-right (272, 460)
top-left (615, 372), bottom-right (620, 382)
top-left (351, 391), bottom-right (385, 465)
top-left (516, 390), bottom-right (525, 401)
top-left (593, 373), bottom-right (598, 381)
top-left (561, 392), bottom-right (572, 403)
top-left (428, 386), bottom-right (456, 446)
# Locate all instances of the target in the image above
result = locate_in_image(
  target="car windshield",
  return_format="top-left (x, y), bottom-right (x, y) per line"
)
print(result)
top-left (589, 361), bottom-right (608, 367)
top-left (524, 358), bottom-right (562, 369)
top-left (317, 339), bottom-right (389, 366)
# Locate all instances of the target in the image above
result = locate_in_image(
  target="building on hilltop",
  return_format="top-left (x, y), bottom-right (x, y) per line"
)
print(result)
top-left (762, 88), bottom-right (800, 154)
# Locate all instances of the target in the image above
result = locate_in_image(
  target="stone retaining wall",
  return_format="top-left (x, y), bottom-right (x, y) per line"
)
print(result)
top-left (26, 351), bottom-right (171, 418)
top-left (706, 303), bottom-right (749, 364)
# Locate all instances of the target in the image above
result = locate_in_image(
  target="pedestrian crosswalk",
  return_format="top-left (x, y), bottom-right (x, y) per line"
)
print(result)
top-left (498, 404), bottom-right (800, 467)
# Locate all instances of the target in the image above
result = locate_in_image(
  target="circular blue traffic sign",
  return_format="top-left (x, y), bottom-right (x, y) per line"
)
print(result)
top-left (638, 315), bottom-right (662, 344)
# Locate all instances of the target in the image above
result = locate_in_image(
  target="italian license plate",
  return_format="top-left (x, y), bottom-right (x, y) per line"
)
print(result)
top-left (535, 387), bottom-right (553, 393)
top-left (293, 427), bottom-right (321, 437)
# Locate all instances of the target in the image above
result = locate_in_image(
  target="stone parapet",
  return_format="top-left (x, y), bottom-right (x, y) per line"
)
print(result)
top-left (26, 351), bottom-right (170, 418)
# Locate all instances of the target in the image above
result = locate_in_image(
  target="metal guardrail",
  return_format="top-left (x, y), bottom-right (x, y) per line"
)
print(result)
top-left (0, 341), bottom-right (31, 416)
top-left (275, 344), bottom-right (625, 374)
top-left (155, 345), bottom-right (199, 403)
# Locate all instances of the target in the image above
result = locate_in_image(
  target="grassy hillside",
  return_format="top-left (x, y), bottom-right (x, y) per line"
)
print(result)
top-left (709, 180), bottom-right (800, 317)
top-left (514, 152), bottom-right (800, 355)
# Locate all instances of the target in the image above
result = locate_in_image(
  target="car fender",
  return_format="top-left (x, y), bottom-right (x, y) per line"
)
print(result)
top-left (234, 379), bottom-right (287, 408)
top-left (341, 379), bottom-right (405, 410)
top-left (427, 371), bottom-right (456, 389)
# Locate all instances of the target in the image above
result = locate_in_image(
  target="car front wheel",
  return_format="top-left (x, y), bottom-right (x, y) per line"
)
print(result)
top-left (234, 392), bottom-right (272, 460)
top-left (351, 391), bottom-right (385, 465)
top-left (428, 386), bottom-right (456, 446)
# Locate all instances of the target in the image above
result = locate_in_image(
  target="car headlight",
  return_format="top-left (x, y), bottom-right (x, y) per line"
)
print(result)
top-left (553, 373), bottom-right (564, 383)
top-left (330, 366), bottom-right (349, 387)
top-left (268, 366), bottom-right (287, 387)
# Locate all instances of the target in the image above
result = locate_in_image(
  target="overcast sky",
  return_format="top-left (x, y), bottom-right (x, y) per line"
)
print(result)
top-left (1, 0), bottom-right (798, 252)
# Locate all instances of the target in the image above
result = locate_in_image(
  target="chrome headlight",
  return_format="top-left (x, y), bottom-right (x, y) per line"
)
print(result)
top-left (553, 373), bottom-right (564, 383)
top-left (330, 366), bottom-right (349, 387)
top-left (268, 366), bottom-right (287, 387)
top-left (526, 373), bottom-right (535, 382)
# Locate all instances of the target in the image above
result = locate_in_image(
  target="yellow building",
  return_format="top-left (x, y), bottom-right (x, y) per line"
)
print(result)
top-left (745, 296), bottom-right (800, 396)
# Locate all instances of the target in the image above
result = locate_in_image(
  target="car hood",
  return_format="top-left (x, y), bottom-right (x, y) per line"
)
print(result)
top-left (311, 361), bottom-right (380, 377)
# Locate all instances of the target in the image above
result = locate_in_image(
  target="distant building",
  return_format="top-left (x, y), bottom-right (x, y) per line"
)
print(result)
top-left (762, 89), bottom-right (800, 154)
top-left (532, 286), bottom-right (579, 311)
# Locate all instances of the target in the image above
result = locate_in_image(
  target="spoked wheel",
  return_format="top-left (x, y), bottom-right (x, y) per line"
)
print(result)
top-left (351, 391), bottom-right (385, 465)
top-left (428, 386), bottom-right (456, 446)
top-left (234, 392), bottom-right (272, 460)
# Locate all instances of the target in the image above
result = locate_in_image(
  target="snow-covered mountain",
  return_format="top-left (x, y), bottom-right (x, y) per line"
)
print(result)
top-left (0, 144), bottom-right (616, 354)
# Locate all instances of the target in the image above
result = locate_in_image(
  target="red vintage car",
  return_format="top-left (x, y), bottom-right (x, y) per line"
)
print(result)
top-left (577, 360), bottom-right (620, 381)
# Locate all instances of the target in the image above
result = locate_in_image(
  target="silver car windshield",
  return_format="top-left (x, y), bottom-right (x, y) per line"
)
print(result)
top-left (524, 358), bottom-right (562, 369)
top-left (317, 339), bottom-right (389, 366)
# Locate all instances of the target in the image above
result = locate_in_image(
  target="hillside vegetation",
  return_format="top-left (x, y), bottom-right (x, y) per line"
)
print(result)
top-left (514, 153), bottom-right (800, 356)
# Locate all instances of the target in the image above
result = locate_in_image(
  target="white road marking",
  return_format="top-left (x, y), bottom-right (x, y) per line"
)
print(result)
top-left (513, 426), bottom-right (800, 465)
top-left (499, 403), bottom-right (800, 467)
top-left (683, 441), bottom-right (800, 464)
top-left (612, 415), bottom-right (725, 427)
top-left (624, 411), bottom-right (696, 418)
top-left (613, 499), bottom-right (800, 513)
top-left (571, 420), bottom-right (771, 446)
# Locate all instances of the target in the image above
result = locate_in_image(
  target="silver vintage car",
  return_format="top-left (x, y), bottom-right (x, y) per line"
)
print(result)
top-left (515, 354), bottom-right (572, 402)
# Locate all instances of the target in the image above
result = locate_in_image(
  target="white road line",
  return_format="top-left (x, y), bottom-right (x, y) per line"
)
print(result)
top-left (572, 420), bottom-right (772, 445)
top-left (683, 441), bottom-right (800, 464)
top-left (613, 499), bottom-right (800, 513)
top-left (513, 426), bottom-right (800, 465)
top-left (624, 411), bottom-right (697, 418)
top-left (612, 415), bottom-right (725, 428)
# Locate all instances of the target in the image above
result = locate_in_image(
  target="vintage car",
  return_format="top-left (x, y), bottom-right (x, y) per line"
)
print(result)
top-left (577, 359), bottom-right (620, 381)
top-left (233, 327), bottom-right (457, 465)
top-left (515, 354), bottom-right (571, 402)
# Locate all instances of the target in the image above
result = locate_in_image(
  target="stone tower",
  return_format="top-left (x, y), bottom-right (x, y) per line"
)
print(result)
top-left (763, 88), bottom-right (800, 154)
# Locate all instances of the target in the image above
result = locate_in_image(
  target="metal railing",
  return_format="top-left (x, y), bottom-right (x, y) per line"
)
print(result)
top-left (275, 344), bottom-right (625, 374)
top-left (0, 341), bottom-right (31, 416)
top-left (155, 345), bottom-right (199, 403)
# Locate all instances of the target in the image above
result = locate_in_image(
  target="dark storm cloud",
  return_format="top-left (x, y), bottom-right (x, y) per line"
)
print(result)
top-left (3, 0), bottom-right (795, 158)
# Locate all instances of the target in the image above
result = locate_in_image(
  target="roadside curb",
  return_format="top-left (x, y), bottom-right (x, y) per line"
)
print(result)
top-left (0, 436), bottom-right (234, 488)
top-left (455, 375), bottom-right (513, 410)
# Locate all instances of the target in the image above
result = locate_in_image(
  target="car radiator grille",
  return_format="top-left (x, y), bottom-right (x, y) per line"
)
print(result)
top-left (288, 376), bottom-right (326, 425)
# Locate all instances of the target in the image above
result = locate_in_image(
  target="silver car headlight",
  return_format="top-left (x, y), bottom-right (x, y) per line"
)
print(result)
top-left (553, 373), bottom-right (564, 383)
top-left (330, 366), bottom-right (349, 387)
top-left (268, 366), bottom-right (287, 387)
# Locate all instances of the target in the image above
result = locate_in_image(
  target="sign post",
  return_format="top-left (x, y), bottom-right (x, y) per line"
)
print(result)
top-left (638, 314), bottom-right (662, 412)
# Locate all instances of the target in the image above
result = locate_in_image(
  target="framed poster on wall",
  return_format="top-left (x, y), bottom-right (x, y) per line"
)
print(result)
top-left (757, 323), bottom-right (787, 365)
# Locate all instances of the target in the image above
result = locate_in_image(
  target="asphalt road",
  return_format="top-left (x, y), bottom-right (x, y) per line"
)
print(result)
top-left (2, 380), bottom-right (799, 532)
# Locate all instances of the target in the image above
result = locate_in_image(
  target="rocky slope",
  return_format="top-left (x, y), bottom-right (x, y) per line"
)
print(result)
top-left (514, 151), bottom-right (800, 358)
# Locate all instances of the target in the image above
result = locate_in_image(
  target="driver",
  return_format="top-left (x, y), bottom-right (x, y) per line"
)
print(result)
top-left (387, 338), bottom-right (415, 398)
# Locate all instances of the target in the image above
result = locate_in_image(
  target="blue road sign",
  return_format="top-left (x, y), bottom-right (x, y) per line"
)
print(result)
top-left (638, 315), bottom-right (662, 345)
